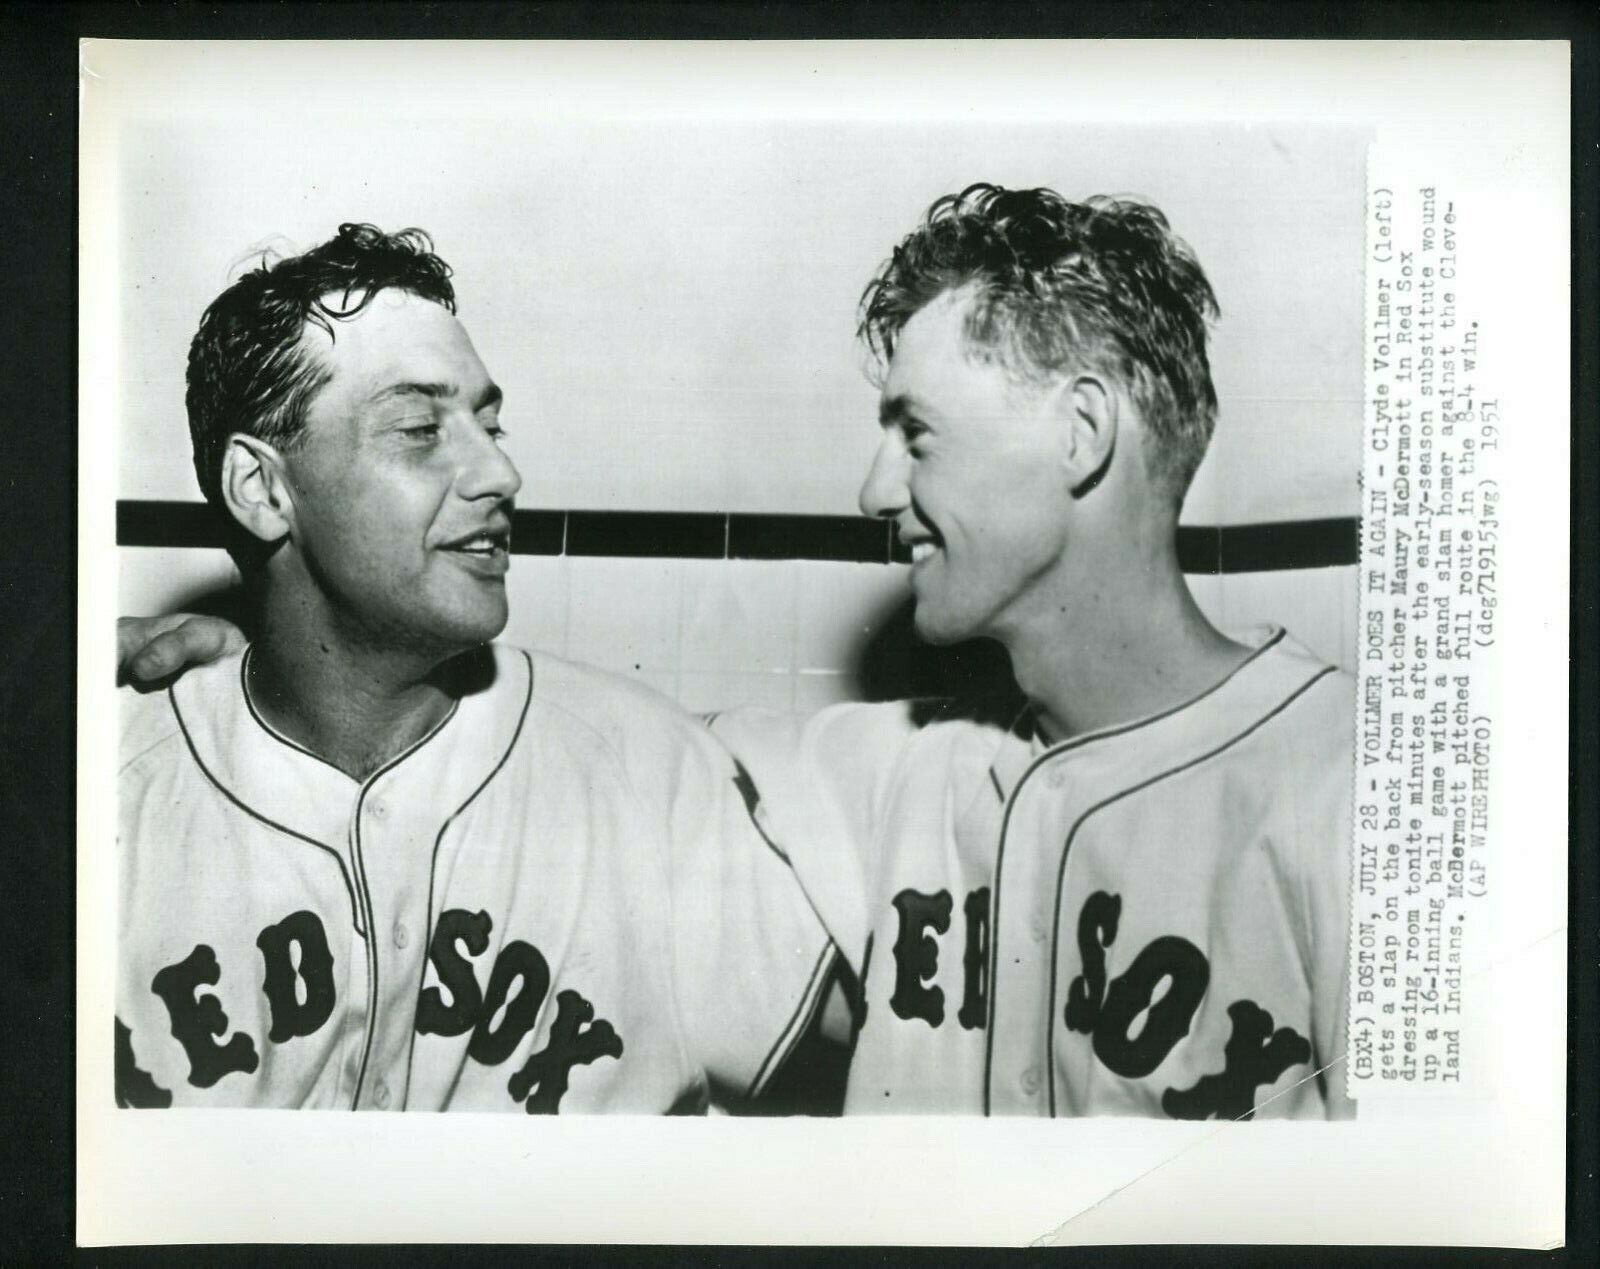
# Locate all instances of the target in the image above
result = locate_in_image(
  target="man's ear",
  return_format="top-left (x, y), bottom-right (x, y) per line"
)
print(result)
top-left (1058, 372), bottom-right (1118, 497)
top-left (219, 434), bottom-right (295, 545)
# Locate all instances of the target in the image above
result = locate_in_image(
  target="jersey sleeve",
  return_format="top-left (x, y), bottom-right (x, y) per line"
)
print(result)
top-left (660, 714), bottom-right (837, 1102)
top-left (708, 702), bottom-right (922, 974)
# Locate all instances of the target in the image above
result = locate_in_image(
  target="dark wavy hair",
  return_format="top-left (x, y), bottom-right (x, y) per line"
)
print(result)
top-left (185, 223), bottom-right (456, 537)
top-left (858, 184), bottom-right (1220, 501)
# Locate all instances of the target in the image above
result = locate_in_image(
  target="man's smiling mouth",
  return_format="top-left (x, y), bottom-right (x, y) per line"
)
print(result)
top-left (440, 524), bottom-right (512, 574)
top-left (448, 533), bottom-right (507, 556)
top-left (896, 521), bottom-right (943, 566)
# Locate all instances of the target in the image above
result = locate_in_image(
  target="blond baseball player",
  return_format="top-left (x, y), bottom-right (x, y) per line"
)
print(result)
top-left (715, 186), bottom-right (1356, 1119)
top-left (115, 225), bottom-right (832, 1112)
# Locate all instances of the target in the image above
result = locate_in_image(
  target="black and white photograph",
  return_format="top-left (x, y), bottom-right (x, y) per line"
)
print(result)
top-left (77, 38), bottom-right (1570, 1247)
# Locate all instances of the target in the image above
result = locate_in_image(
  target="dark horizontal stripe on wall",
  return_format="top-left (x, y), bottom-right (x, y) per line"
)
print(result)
top-left (730, 514), bottom-right (892, 563)
top-left (1176, 519), bottom-right (1360, 572)
top-left (1215, 517), bottom-right (1362, 572)
top-left (565, 510), bottom-right (726, 559)
top-left (117, 502), bottom-right (1359, 573)
top-left (117, 500), bottom-right (232, 549)
top-left (512, 510), bottom-right (566, 555)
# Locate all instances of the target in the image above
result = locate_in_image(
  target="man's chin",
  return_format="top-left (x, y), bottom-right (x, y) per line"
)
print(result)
top-left (460, 609), bottom-right (510, 648)
top-left (419, 600), bottom-right (509, 657)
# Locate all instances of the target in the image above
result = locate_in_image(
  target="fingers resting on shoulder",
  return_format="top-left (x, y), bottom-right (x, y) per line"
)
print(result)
top-left (117, 614), bottom-right (246, 684)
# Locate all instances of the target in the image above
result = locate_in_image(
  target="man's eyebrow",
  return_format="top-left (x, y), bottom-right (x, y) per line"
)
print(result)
top-left (372, 381), bottom-right (454, 405)
top-left (372, 381), bottom-right (504, 411)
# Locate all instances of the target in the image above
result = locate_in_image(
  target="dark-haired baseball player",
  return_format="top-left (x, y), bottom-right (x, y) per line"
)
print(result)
top-left (715, 185), bottom-right (1356, 1119)
top-left (115, 225), bottom-right (833, 1112)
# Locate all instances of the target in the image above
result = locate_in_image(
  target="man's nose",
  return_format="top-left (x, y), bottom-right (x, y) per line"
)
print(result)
top-left (457, 427), bottom-right (523, 503)
top-left (858, 433), bottom-right (910, 519)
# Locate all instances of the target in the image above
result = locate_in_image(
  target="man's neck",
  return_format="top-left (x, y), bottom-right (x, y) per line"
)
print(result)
top-left (246, 600), bottom-right (460, 783)
top-left (1002, 539), bottom-right (1253, 743)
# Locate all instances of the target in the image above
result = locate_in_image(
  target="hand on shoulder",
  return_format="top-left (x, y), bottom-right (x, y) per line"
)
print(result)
top-left (117, 614), bottom-right (246, 687)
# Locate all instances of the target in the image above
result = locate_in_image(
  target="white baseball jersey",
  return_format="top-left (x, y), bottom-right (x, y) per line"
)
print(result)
top-left (714, 628), bottom-right (1355, 1119)
top-left (115, 643), bottom-right (833, 1113)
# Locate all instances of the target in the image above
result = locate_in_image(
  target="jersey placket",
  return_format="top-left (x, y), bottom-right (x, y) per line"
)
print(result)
top-left (984, 749), bottom-right (1077, 1114)
top-left (347, 768), bottom-right (436, 1110)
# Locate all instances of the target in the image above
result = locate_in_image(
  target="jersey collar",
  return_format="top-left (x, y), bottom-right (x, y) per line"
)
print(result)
top-left (168, 643), bottom-right (533, 850)
top-left (986, 626), bottom-right (1330, 803)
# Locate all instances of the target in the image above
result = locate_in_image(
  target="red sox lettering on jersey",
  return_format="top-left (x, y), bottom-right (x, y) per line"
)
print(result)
top-left (116, 645), bottom-right (833, 1112)
top-left (715, 628), bottom-right (1356, 1118)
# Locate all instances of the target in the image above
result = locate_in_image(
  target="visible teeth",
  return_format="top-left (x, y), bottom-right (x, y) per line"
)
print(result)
top-left (910, 542), bottom-right (936, 563)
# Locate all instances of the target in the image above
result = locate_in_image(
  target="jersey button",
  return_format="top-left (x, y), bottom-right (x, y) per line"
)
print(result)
top-left (373, 1081), bottom-right (391, 1109)
top-left (1020, 1067), bottom-right (1041, 1095)
top-left (1045, 768), bottom-right (1066, 791)
top-left (393, 922), bottom-right (410, 950)
top-left (367, 800), bottom-right (388, 821)
top-left (1029, 917), bottom-right (1047, 943)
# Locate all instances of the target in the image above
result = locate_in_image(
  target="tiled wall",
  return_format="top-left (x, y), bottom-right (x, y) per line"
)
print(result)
top-left (119, 548), bottom-right (1359, 710)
